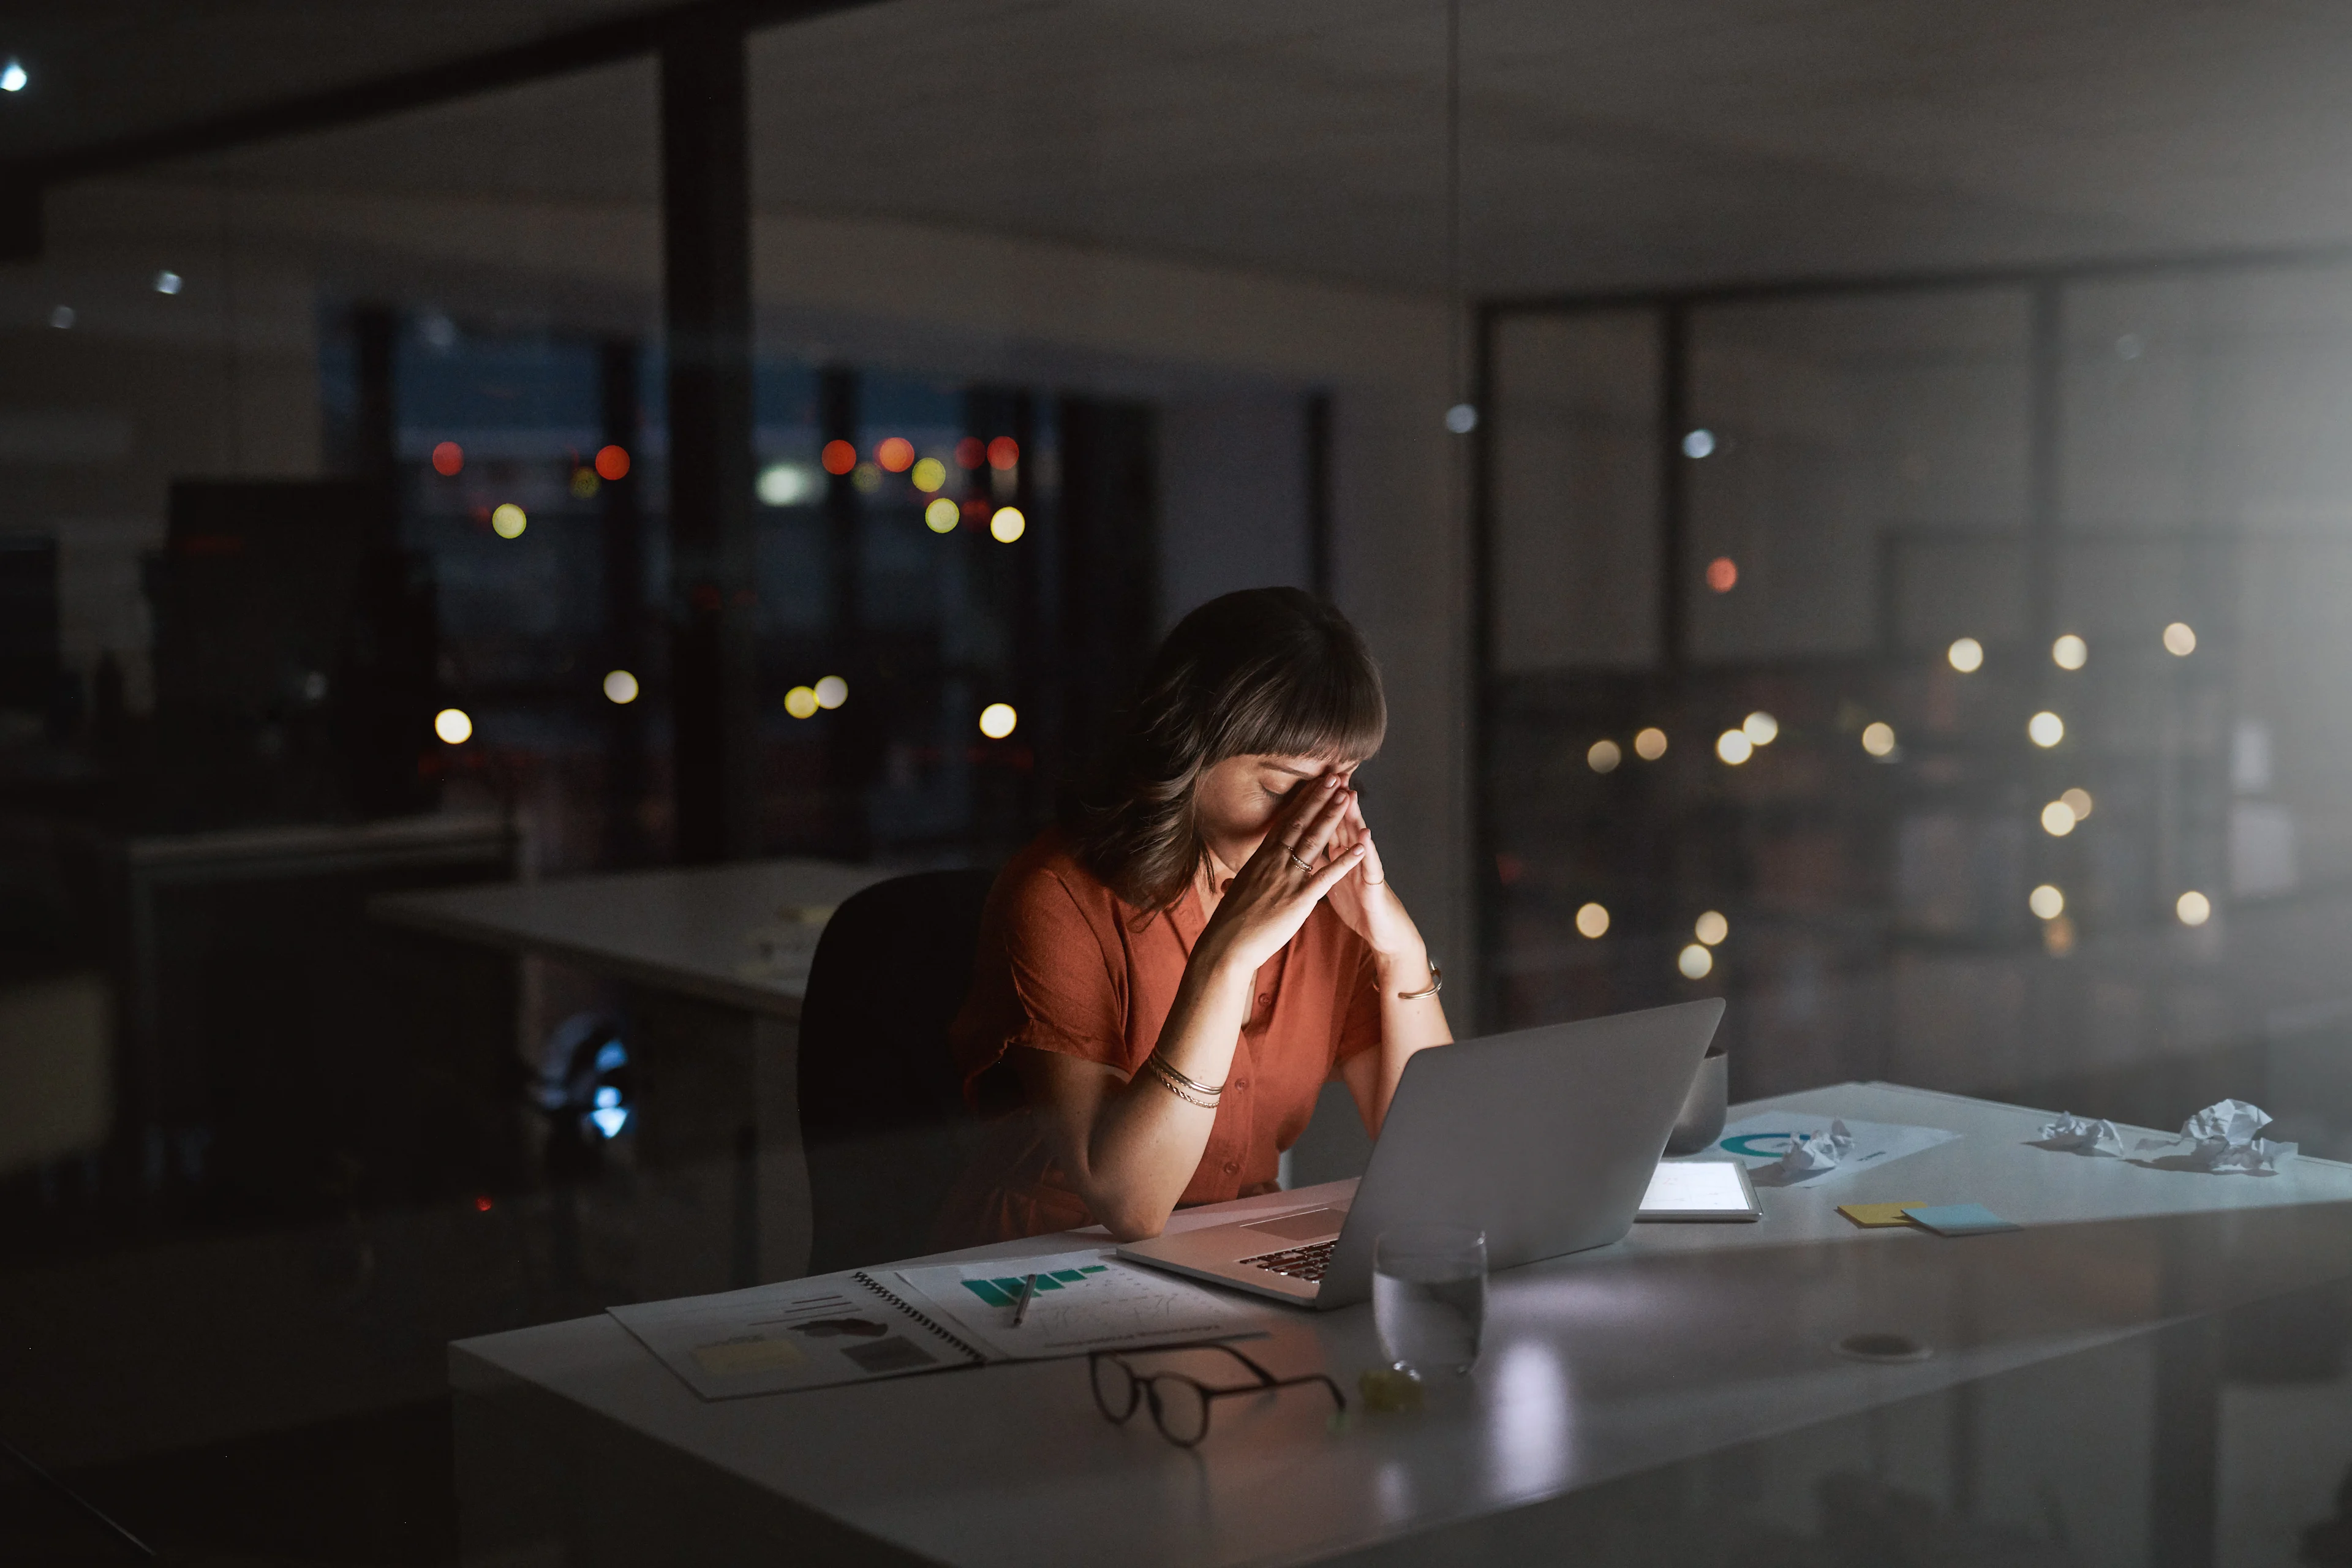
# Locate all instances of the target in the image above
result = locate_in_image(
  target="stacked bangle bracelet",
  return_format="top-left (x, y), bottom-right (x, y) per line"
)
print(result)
top-left (1396, 960), bottom-right (1442, 1000)
top-left (1143, 1051), bottom-right (1224, 1109)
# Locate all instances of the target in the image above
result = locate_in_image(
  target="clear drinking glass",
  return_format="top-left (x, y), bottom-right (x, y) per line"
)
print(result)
top-left (1373, 1224), bottom-right (1487, 1376)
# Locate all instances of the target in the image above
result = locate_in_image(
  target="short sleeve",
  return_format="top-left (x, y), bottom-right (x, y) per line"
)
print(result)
top-left (1330, 939), bottom-right (1382, 1073)
top-left (1000, 869), bottom-right (1128, 1068)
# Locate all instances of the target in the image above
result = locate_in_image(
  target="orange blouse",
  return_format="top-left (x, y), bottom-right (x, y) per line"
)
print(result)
top-left (936, 828), bottom-right (1383, 1246)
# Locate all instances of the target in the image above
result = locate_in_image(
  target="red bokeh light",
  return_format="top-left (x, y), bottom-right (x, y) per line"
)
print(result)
top-left (821, 440), bottom-right (857, 475)
top-left (875, 436), bottom-right (915, 473)
top-left (987, 436), bottom-right (1020, 471)
top-left (431, 441), bottom-right (463, 477)
top-left (960, 498), bottom-right (990, 521)
top-left (955, 437), bottom-right (985, 470)
top-left (594, 444), bottom-right (630, 481)
top-left (1706, 556), bottom-right (1738, 593)
top-left (473, 1195), bottom-right (493, 1212)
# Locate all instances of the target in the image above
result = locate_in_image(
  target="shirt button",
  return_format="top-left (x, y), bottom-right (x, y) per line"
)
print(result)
top-left (1256, 993), bottom-right (1270, 1008)
top-left (1232, 1077), bottom-right (1247, 1088)
top-left (1224, 1161), bottom-right (1239, 1174)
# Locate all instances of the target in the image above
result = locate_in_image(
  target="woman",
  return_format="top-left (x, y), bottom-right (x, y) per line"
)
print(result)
top-left (938, 587), bottom-right (1451, 1245)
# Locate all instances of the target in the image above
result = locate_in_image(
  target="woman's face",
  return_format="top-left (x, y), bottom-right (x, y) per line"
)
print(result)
top-left (1194, 753), bottom-right (1357, 861)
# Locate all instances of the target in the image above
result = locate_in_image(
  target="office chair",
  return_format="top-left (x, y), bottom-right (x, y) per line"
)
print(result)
top-left (797, 867), bottom-right (998, 1275)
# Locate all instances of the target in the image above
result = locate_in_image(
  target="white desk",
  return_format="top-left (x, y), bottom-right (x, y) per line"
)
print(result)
top-left (374, 859), bottom-right (890, 1286)
top-left (450, 1082), bottom-right (2352, 1565)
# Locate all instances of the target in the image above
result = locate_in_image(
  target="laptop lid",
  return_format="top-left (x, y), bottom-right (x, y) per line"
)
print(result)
top-left (1314, 998), bottom-right (1722, 1308)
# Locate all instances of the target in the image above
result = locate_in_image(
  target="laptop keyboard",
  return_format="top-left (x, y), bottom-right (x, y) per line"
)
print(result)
top-left (1240, 1238), bottom-right (1335, 1283)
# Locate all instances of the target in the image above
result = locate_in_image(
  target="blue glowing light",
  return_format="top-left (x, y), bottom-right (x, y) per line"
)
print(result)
top-left (594, 1041), bottom-right (628, 1072)
top-left (594, 1085), bottom-right (621, 1109)
top-left (589, 1106), bottom-right (630, 1138)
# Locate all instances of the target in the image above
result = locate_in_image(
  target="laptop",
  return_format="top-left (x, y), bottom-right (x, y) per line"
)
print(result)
top-left (1117, 999), bottom-right (1723, 1309)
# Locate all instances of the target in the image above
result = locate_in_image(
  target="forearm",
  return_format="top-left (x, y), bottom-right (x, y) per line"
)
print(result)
top-left (1071, 954), bottom-right (1256, 1238)
top-left (1365, 944), bottom-right (1452, 1134)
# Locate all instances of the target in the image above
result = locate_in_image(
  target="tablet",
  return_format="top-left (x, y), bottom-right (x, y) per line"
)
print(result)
top-left (1634, 1159), bottom-right (1761, 1222)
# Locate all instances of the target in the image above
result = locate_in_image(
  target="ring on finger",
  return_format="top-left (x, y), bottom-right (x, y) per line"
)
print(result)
top-left (1286, 850), bottom-right (1314, 872)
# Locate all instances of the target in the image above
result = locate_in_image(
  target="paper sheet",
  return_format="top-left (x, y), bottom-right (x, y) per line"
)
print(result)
top-left (1714, 1113), bottom-right (1961, 1186)
top-left (610, 1272), bottom-right (978, 1400)
top-left (894, 1249), bottom-right (1267, 1360)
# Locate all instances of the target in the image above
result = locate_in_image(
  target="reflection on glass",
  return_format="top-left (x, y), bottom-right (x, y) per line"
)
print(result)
top-left (1634, 727), bottom-right (1668, 760)
top-left (2052, 633), bottom-right (2087, 669)
top-left (1575, 902), bottom-right (1610, 938)
top-left (1948, 636), bottom-right (1985, 673)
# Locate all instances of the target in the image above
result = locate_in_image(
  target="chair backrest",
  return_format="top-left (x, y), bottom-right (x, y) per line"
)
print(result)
top-left (796, 867), bottom-right (998, 1275)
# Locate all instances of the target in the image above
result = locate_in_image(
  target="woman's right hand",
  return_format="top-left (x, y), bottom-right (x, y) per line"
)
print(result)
top-left (1196, 775), bottom-right (1365, 978)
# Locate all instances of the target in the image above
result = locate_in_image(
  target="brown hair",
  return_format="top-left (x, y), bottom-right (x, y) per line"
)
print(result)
top-left (1068, 588), bottom-right (1386, 912)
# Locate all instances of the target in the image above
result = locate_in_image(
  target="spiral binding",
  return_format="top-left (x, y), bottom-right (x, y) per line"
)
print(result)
top-left (852, 1270), bottom-right (989, 1364)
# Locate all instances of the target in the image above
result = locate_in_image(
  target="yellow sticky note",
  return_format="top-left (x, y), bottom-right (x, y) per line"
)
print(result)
top-left (1838, 1202), bottom-right (1926, 1229)
top-left (692, 1337), bottom-right (805, 1375)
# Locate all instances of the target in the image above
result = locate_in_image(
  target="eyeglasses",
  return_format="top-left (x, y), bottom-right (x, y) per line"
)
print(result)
top-left (1089, 1340), bottom-right (1345, 1447)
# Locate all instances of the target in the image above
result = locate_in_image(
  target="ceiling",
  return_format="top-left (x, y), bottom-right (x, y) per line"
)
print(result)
top-left (18, 0), bottom-right (2352, 298)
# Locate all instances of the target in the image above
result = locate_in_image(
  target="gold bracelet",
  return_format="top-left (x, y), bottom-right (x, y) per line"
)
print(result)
top-left (1142, 1054), bottom-right (1221, 1109)
top-left (1396, 960), bottom-right (1442, 1000)
top-left (1147, 1050), bottom-right (1225, 1098)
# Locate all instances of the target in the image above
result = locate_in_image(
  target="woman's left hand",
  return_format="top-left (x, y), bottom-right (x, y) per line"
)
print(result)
top-left (1318, 778), bottom-right (1427, 968)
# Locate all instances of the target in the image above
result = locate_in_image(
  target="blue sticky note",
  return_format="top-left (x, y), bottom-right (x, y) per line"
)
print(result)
top-left (1902, 1203), bottom-right (2019, 1236)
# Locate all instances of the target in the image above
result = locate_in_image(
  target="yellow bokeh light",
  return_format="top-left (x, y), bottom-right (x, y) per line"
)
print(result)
top-left (1587, 738), bottom-right (1621, 774)
top-left (1861, 722), bottom-right (1896, 758)
top-left (2028, 711), bottom-right (2065, 748)
top-left (1633, 727), bottom-right (1668, 761)
top-left (978, 702), bottom-right (1018, 739)
top-left (2041, 800), bottom-right (2077, 836)
top-left (910, 456), bottom-right (947, 493)
top-left (813, 675), bottom-right (847, 709)
top-left (2045, 914), bottom-right (2078, 956)
top-left (990, 506), bottom-right (1026, 543)
top-left (924, 497), bottom-right (960, 533)
top-left (1742, 711), bottom-right (1778, 745)
top-left (434, 707), bottom-right (473, 744)
top-left (570, 469), bottom-right (600, 500)
top-left (1575, 902), bottom-right (1610, 938)
top-left (2061, 786), bottom-right (2094, 820)
top-left (2029, 883), bottom-right (2065, 920)
top-left (1947, 637), bottom-right (1983, 673)
top-left (491, 503), bottom-right (527, 538)
top-left (1678, 943), bottom-right (1714, 979)
top-left (602, 669), bottom-right (639, 705)
top-left (1694, 910), bottom-right (1728, 946)
top-left (2052, 634), bottom-right (2087, 670)
top-left (784, 685), bottom-right (820, 719)
top-left (2163, 622), bottom-right (2197, 657)
top-left (851, 463), bottom-right (882, 493)
top-left (2176, 890), bottom-right (2212, 927)
top-left (1716, 729), bottom-right (1754, 765)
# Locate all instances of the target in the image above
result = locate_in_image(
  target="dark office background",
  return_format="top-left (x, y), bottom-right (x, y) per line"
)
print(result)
top-left (6, 1), bottom-right (2352, 1562)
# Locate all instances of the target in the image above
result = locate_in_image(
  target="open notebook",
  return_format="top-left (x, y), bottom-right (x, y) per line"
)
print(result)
top-left (610, 1248), bottom-right (1267, 1400)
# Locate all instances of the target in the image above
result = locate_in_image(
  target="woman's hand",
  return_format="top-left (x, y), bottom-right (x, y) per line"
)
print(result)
top-left (1194, 774), bottom-right (1366, 979)
top-left (1321, 782), bottom-right (1430, 973)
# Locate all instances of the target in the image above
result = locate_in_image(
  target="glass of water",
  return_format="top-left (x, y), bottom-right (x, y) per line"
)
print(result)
top-left (1373, 1224), bottom-right (1487, 1376)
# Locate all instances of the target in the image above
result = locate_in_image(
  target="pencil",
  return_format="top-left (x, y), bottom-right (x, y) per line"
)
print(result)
top-left (1011, 1273), bottom-right (1039, 1327)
